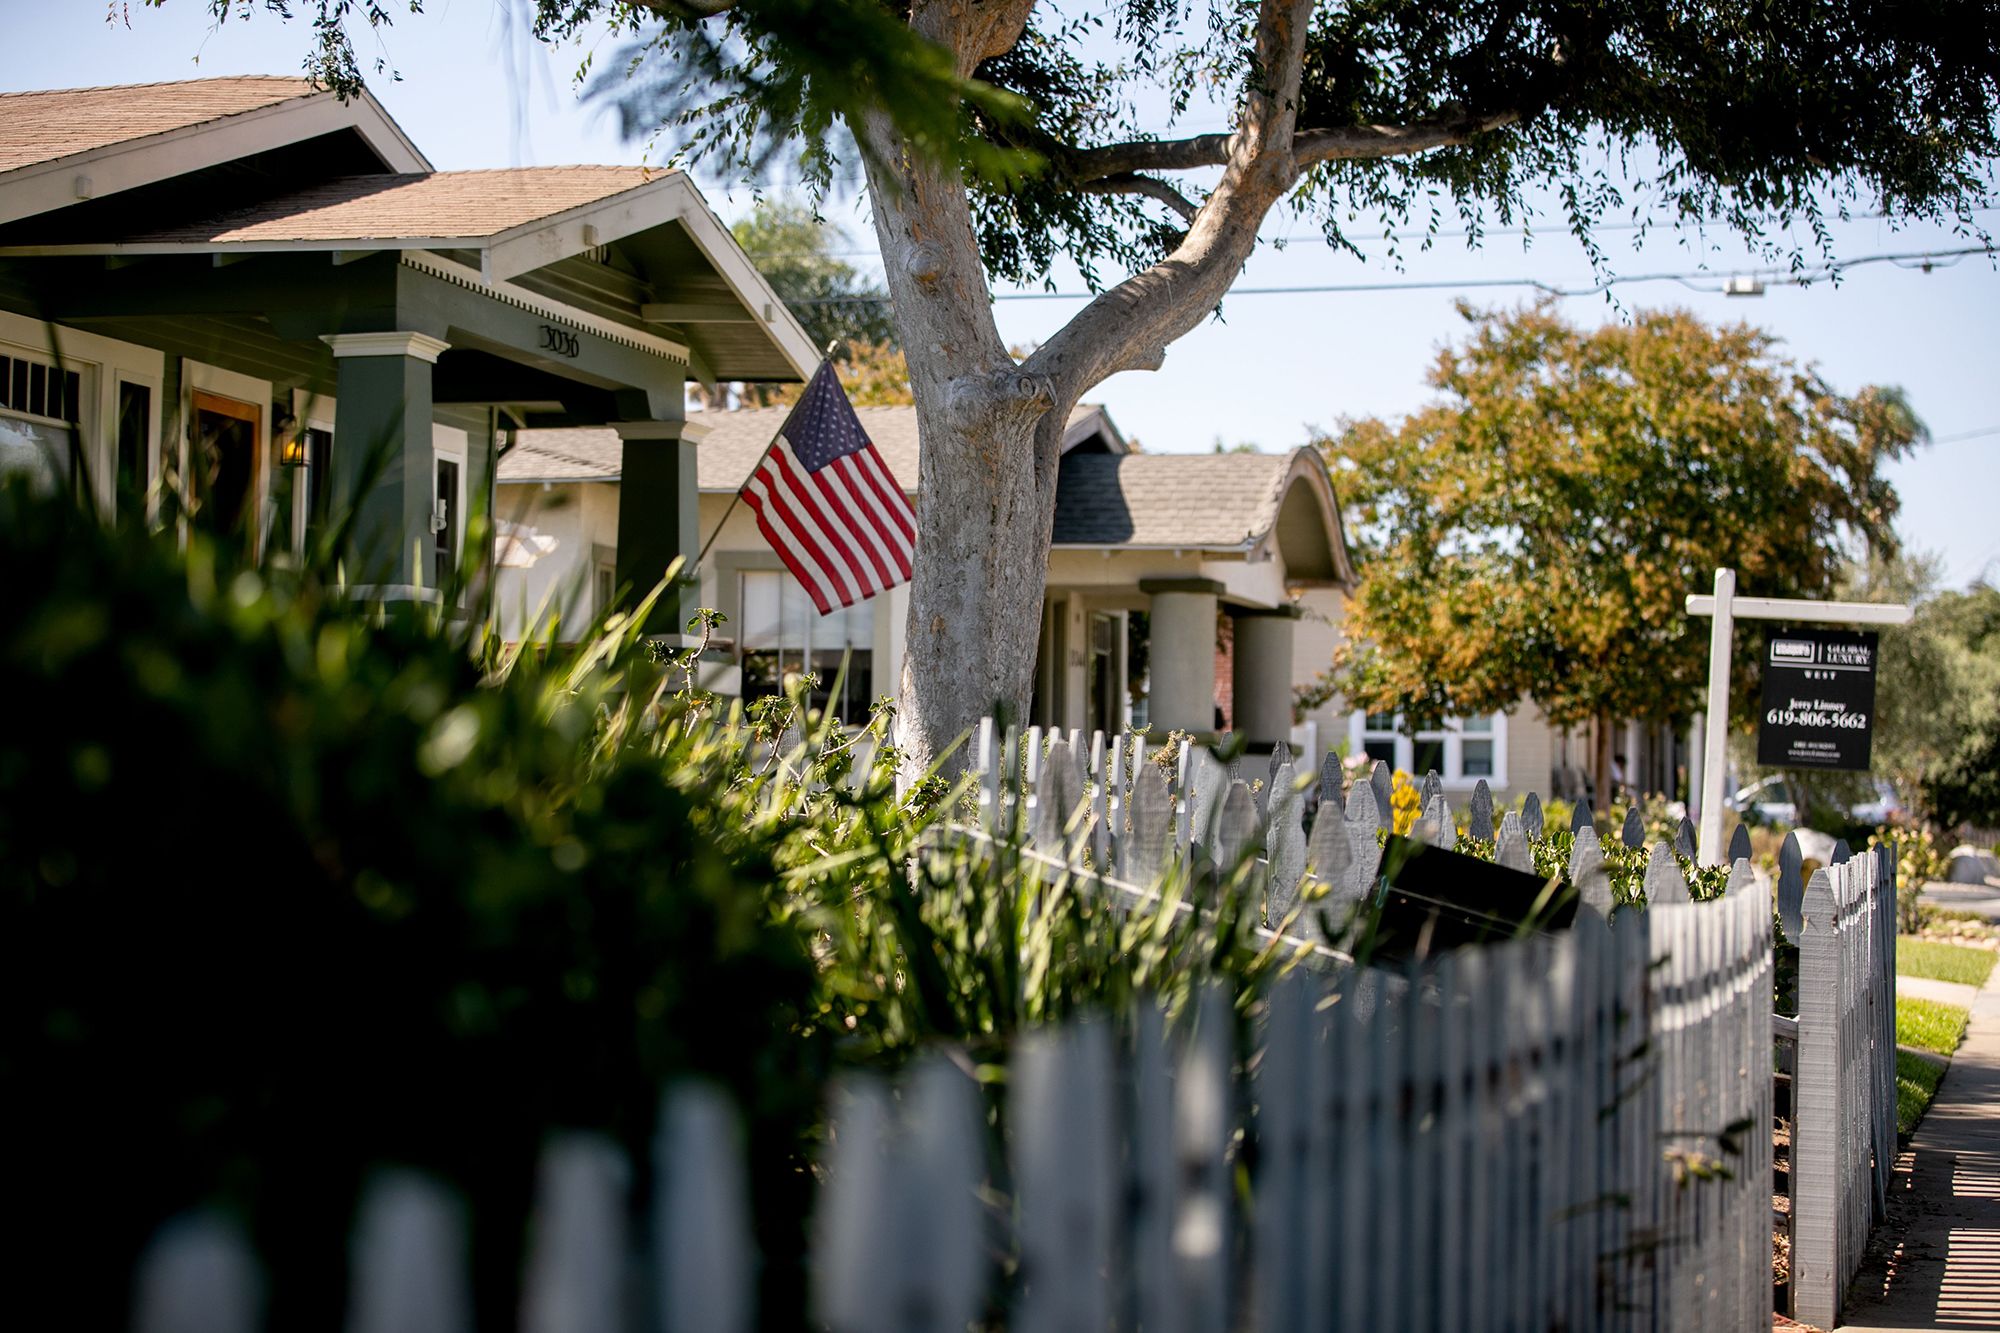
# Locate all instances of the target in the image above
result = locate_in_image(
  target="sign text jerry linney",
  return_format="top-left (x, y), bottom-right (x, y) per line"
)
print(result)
top-left (1756, 627), bottom-right (1879, 772)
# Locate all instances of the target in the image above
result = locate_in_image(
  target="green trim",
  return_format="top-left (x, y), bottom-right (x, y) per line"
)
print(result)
top-left (1229, 603), bottom-right (1304, 620)
top-left (1138, 576), bottom-right (1225, 596)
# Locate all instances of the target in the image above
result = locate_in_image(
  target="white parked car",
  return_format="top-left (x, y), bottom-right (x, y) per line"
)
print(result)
top-left (1726, 776), bottom-right (1901, 827)
top-left (1728, 777), bottom-right (1796, 826)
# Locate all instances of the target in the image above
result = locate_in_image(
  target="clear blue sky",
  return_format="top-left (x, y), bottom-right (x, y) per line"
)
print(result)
top-left (19, 1), bottom-right (2000, 587)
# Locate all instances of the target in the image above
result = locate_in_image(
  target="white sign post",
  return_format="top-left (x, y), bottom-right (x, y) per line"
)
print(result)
top-left (1686, 568), bottom-right (1912, 866)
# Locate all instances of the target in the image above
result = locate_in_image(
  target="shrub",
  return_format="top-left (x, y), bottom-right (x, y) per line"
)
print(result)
top-left (1, 480), bottom-right (1294, 1330)
top-left (0, 483), bottom-right (826, 1331)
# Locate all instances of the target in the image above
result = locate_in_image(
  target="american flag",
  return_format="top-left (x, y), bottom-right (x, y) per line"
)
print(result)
top-left (740, 361), bottom-right (917, 614)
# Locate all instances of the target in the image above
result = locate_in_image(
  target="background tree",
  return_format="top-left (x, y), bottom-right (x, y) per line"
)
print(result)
top-left (702, 201), bottom-right (913, 408)
top-left (1925, 710), bottom-right (2000, 833)
top-left (1320, 301), bottom-right (1924, 797)
top-left (1840, 557), bottom-right (2000, 814)
top-left (202, 0), bottom-right (2000, 773)
top-left (731, 200), bottom-right (897, 355)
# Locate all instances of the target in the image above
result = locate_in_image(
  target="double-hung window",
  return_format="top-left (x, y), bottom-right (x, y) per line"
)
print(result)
top-left (1350, 710), bottom-right (1507, 787)
top-left (0, 351), bottom-right (84, 493)
top-left (739, 569), bottom-right (875, 721)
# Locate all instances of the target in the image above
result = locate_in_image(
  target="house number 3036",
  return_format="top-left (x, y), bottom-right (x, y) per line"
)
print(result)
top-left (539, 325), bottom-right (580, 358)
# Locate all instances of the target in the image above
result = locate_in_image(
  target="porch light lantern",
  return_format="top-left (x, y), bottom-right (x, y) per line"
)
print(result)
top-left (274, 413), bottom-right (307, 468)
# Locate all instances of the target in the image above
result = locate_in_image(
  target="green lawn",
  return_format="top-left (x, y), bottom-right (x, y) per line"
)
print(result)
top-left (1897, 937), bottom-right (1998, 988)
top-left (1898, 995), bottom-right (1971, 1056)
top-left (1896, 1051), bottom-right (1947, 1137)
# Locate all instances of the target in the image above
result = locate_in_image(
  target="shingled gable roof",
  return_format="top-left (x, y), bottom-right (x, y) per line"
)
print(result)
top-left (114, 166), bottom-right (661, 246)
top-left (0, 76), bottom-right (319, 175)
top-left (497, 403), bottom-right (1121, 492)
top-left (0, 77), bottom-right (430, 226)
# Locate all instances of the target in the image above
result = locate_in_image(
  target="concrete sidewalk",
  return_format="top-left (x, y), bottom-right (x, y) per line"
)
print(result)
top-left (1898, 974), bottom-right (1984, 1010)
top-left (1836, 964), bottom-right (2000, 1332)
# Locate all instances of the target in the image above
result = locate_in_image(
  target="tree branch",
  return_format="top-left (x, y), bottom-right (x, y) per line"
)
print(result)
top-left (1065, 109), bottom-right (1517, 182)
top-left (629, 0), bottom-right (740, 17)
top-left (1080, 172), bottom-right (1200, 221)
top-left (912, 0), bottom-right (1040, 75)
top-left (1024, 0), bottom-right (1313, 414)
top-left (1066, 133), bottom-right (1235, 181)
top-left (1297, 110), bottom-right (1521, 164)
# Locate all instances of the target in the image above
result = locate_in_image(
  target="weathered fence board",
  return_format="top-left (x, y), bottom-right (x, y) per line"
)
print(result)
top-left (1788, 844), bottom-right (1897, 1329)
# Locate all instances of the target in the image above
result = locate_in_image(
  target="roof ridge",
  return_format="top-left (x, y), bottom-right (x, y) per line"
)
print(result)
top-left (0, 75), bottom-right (319, 99)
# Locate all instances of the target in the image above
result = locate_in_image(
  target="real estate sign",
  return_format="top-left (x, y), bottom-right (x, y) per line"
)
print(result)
top-left (1756, 627), bottom-right (1879, 771)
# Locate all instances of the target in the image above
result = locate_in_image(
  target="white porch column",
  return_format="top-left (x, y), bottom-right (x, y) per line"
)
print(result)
top-left (1141, 577), bottom-right (1221, 737)
top-left (1232, 606), bottom-right (1299, 750)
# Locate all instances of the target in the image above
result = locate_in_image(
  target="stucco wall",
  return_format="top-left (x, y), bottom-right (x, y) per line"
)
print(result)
top-left (491, 481), bottom-right (606, 642)
top-left (1292, 588), bottom-right (1346, 740)
top-left (1496, 701), bottom-right (1559, 811)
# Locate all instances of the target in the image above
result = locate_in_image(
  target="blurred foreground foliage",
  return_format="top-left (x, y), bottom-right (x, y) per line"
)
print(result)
top-left (0, 480), bottom-right (1278, 1330)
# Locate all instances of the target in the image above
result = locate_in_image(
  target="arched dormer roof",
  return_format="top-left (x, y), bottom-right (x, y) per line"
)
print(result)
top-left (1049, 445), bottom-right (1355, 588)
top-left (1258, 447), bottom-right (1355, 587)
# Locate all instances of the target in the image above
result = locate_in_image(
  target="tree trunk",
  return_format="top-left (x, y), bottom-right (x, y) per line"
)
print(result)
top-left (854, 109), bottom-right (1069, 777)
top-left (851, 0), bottom-right (1312, 777)
top-left (897, 392), bottom-right (1073, 774)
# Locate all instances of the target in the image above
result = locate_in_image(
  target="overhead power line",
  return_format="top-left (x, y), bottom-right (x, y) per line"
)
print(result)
top-left (1932, 424), bottom-right (2000, 445)
top-left (747, 205), bottom-right (2000, 263)
top-left (786, 245), bottom-right (1995, 305)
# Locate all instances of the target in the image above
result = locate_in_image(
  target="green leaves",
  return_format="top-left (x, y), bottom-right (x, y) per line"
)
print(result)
top-left (583, 0), bottom-right (1041, 198)
top-left (1324, 300), bottom-right (1926, 733)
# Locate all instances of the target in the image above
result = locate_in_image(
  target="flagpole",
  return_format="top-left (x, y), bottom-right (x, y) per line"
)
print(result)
top-left (691, 346), bottom-right (835, 570)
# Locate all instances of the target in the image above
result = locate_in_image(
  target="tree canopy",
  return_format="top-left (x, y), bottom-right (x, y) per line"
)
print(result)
top-left (1319, 301), bottom-right (1924, 737)
top-left (268, 1), bottom-right (1997, 288)
top-left (1842, 556), bottom-right (2000, 807)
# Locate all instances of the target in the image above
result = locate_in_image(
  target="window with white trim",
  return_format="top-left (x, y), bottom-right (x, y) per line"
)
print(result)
top-left (739, 569), bottom-right (875, 721)
top-left (0, 351), bottom-right (84, 493)
top-left (1349, 710), bottom-right (1508, 787)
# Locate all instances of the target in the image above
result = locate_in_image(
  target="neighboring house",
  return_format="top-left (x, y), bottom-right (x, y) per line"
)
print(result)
top-left (0, 76), bottom-right (810, 615)
top-left (494, 401), bottom-right (1567, 803)
top-left (497, 404), bottom-right (1364, 753)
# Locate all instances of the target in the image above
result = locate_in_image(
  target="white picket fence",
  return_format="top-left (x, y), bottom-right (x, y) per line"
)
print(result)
top-left (966, 718), bottom-right (1902, 1327)
top-left (1782, 842), bottom-right (1898, 1329)
top-left (124, 722), bottom-right (1895, 1333)
top-left (131, 883), bottom-right (1775, 1333)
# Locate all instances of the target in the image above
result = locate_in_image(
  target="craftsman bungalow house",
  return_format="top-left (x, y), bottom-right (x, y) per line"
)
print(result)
top-left (0, 75), bottom-right (812, 624)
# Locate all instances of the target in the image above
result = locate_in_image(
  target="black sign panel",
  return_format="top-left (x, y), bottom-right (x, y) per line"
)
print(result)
top-left (1756, 627), bottom-right (1878, 772)
top-left (1358, 835), bottom-right (1574, 964)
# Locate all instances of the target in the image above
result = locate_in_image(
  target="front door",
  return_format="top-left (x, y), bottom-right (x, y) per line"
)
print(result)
top-left (191, 391), bottom-right (262, 544)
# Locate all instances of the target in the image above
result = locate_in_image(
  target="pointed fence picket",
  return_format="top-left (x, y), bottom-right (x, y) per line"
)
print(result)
top-left (124, 720), bottom-right (1894, 1333)
top-left (1785, 843), bottom-right (1898, 1329)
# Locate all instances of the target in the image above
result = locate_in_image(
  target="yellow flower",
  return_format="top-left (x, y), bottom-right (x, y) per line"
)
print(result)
top-left (1390, 769), bottom-right (1421, 836)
